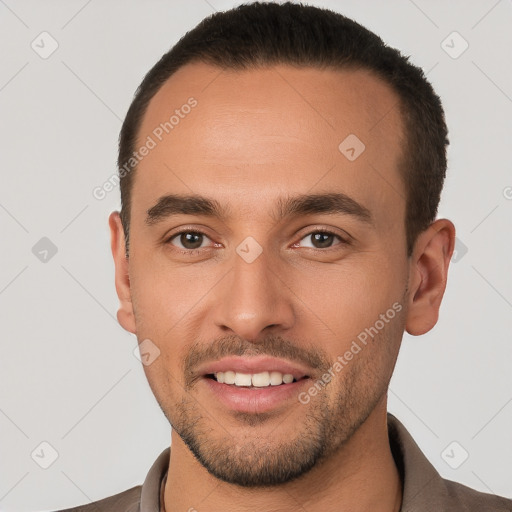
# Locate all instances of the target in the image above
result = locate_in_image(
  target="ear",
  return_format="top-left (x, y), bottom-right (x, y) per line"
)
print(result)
top-left (109, 211), bottom-right (136, 334)
top-left (405, 218), bottom-right (456, 336)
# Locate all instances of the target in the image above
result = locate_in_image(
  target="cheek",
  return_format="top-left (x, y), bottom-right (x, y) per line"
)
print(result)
top-left (141, 357), bottom-right (185, 420)
top-left (129, 250), bottom-right (214, 332)
top-left (301, 256), bottom-right (405, 352)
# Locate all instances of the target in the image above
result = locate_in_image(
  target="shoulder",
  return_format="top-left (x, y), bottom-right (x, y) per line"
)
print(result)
top-left (51, 485), bottom-right (141, 512)
top-left (386, 413), bottom-right (512, 511)
top-left (440, 477), bottom-right (512, 511)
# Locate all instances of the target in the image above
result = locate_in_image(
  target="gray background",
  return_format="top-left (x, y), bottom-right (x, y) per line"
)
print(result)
top-left (1, 0), bottom-right (511, 510)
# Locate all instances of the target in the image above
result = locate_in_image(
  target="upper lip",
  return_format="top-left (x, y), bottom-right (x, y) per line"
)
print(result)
top-left (197, 356), bottom-right (312, 381)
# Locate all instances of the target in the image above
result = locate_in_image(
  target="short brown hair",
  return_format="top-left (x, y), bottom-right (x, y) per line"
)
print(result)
top-left (118, 1), bottom-right (449, 256)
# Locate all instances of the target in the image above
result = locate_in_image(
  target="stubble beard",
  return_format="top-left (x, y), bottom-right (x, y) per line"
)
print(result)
top-left (168, 345), bottom-right (392, 487)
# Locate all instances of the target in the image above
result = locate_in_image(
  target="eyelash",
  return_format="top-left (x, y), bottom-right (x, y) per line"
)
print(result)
top-left (164, 227), bottom-right (349, 256)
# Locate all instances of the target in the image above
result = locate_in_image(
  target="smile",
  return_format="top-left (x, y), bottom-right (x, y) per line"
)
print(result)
top-left (210, 370), bottom-right (300, 387)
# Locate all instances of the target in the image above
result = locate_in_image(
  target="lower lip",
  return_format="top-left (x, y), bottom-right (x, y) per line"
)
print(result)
top-left (202, 377), bottom-right (310, 414)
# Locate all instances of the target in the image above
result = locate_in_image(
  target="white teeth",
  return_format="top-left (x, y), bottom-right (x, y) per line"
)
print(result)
top-left (213, 370), bottom-right (296, 387)
top-left (251, 371), bottom-right (270, 387)
top-left (282, 373), bottom-right (294, 384)
top-left (234, 372), bottom-right (252, 386)
top-left (223, 370), bottom-right (236, 384)
top-left (270, 371), bottom-right (283, 385)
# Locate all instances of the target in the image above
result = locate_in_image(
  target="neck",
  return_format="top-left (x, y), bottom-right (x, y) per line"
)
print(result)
top-left (162, 402), bottom-right (402, 512)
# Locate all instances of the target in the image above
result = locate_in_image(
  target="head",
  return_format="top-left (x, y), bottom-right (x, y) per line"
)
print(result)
top-left (110, 1), bottom-right (455, 487)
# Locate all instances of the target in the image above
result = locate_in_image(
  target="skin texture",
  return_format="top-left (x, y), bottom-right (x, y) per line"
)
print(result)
top-left (109, 62), bottom-right (455, 512)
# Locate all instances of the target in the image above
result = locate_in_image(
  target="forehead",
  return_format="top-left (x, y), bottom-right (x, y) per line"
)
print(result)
top-left (132, 62), bottom-right (405, 225)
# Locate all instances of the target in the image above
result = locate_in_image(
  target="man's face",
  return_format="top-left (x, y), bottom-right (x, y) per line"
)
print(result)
top-left (123, 63), bottom-right (410, 485)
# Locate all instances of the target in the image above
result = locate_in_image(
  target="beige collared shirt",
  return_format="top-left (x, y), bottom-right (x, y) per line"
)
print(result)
top-left (53, 413), bottom-right (512, 512)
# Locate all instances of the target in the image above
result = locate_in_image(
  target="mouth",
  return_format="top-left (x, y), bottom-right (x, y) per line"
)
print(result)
top-left (198, 357), bottom-right (313, 414)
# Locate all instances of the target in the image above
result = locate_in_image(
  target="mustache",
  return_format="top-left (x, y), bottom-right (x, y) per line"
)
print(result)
top-left (183, 334), bottom-right (331, 387)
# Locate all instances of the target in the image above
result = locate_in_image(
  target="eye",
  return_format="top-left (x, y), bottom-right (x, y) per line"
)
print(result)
top-left (295, 229), bottom-right (347, 249)
top-left (166, 230), bottom-right (213, 251)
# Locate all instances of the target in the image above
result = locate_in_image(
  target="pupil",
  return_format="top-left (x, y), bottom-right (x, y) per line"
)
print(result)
top-left (313, 232), bottom-right (332, 248)
top-left (182, 232), bottom-right (202, 249)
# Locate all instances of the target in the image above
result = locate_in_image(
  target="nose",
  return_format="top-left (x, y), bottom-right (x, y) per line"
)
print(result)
top-left (212, 247), bottom-right (296, 342)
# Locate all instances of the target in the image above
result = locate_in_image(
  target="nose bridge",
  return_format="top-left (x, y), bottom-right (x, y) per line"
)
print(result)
top-left (214, 243), bottom-right (294, 339)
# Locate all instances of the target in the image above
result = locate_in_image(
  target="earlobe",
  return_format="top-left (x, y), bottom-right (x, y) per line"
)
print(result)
top-left (405, 219), bottom-right (456, 336)
top-left (109, 211), bottom-right (137, 334)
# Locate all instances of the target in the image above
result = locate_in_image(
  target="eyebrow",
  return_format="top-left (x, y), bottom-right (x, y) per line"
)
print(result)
top-left (145, 192), bottom-right (372, 226)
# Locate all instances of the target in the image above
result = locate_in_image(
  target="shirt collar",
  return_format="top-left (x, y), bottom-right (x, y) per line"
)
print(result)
top-left (387, 412), bottom-right (447, 510)
top-left (139, 447), bottom-right (169, 511)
